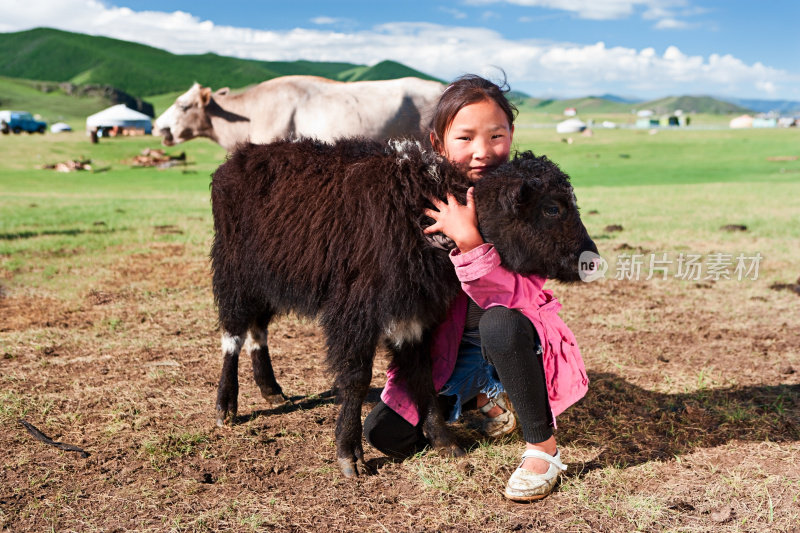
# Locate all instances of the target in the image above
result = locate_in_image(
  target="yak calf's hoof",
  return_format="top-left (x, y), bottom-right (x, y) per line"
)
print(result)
top-left (261, 391), bottom-right (288, 407)
top-left (438, 443), bottom-right (466, 458)
top-left (215, 406), bottom-right (237, 427)
top-left (337, 457), bottom-right (373, 478)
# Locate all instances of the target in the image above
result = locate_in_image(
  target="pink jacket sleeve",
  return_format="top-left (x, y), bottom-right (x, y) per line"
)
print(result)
top-left (450, 243), bottom-right (548, 309)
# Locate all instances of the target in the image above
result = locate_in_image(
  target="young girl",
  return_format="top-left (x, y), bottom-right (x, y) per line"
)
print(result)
top-left (363, 74), bottom-right (588, 501)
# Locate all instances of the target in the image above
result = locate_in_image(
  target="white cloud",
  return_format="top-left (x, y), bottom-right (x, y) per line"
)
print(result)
top-left (310, 17), bottom-right (340, 25)
top-left (472, 0), bottom-right (698, 30)
top-left (756, 81), bottom-right (777, 96)
top-left (466, 0), bottom-right (686, 21)
top-left (0, 0), bottom-right (792, 99)
top-left (439, 7), bottom-right (467, 19)
top-left (654, 17), bottom-right (689, 29)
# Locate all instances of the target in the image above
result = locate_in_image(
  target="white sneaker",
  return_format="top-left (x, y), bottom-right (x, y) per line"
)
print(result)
top-left (504, 449), bottom-right (567, 502)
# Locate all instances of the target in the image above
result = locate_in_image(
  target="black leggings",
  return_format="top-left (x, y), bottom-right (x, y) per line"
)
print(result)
top-left (364, 306), bottom-right (553, 459)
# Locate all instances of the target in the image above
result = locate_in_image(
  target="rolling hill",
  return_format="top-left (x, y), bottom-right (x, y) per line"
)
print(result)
top-left (639, 95), bottom-right (750, 115)
top-left (0, 27), bottom-right (441, 97)
top-left (0, 76), bottom-right (114, 124)
top-left (516, 94), bottom-right (755, 117)
top-left (721, 97), bottom-right (800, 114)
top-left (520, 96), bottom-right (633, 114)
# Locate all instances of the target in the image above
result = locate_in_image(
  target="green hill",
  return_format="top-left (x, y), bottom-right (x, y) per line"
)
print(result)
top-left (638, 95), bottom-right (751, 115)
top-left (0, 76), bottom-right (112, 125)
top-left (517, 94), bottom-right (753, 117)
top-left (0, 27), bottom-right (439, 97)
top-left (337, 60), bottom-right (442, 83)
top-left (523, 96), bottom-right (632, 114)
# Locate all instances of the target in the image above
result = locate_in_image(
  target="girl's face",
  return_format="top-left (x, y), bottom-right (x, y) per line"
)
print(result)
top-left (436, 99), bottom-right (514, 182)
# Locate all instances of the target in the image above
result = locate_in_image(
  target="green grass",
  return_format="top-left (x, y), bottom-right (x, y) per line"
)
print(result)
top-left (0, 133), bottom-right (224, 281)
top-left (142, 431), bottom-right (210, 463)
top-left (512, 126), bottom-right (800, 187)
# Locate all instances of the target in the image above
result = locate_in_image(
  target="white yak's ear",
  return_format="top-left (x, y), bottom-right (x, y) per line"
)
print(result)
top-left (200, 86), bottom-right (213, 107)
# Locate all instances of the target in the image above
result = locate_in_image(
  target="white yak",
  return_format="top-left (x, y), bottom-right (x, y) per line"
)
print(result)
top-left (155, 76), bottom-right (445, 151)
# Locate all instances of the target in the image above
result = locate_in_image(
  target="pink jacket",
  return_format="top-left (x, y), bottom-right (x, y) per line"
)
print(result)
top-left (381, 243), bottom-right (589, 426)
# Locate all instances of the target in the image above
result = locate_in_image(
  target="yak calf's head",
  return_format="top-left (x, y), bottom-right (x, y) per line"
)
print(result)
top-left (474, 151), bottom-right (598, 282)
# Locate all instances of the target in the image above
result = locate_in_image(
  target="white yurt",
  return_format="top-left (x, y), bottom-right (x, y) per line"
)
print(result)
top-left (86, 104), bottom-right (152, 136)
top-left (729, 114), bottom-right (753, 129)
top-left (50, 122), bottom-right (72, 133)
top-left (556, 118), bottom-right (587, 134)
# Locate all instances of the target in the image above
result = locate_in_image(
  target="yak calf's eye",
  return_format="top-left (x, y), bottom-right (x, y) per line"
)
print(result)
top-left (544, 205), bottom-right (560, 217)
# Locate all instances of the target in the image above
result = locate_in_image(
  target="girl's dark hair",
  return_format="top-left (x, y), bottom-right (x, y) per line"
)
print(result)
top-left (430, 73), bottom-right (518, 151)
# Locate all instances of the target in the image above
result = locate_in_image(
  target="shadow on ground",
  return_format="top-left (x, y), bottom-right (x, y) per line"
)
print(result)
top-left (230, 373), bottom-right (798, 475)
top-left (557, 372), bottom-right (799, 475)
top-left (0, 227), bottom-right (118, 240)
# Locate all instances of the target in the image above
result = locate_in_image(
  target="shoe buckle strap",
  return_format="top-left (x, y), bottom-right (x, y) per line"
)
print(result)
top-left (479, 398), bottom-right (497, 414)
top-left (520, 450), bottom-right (568, 471)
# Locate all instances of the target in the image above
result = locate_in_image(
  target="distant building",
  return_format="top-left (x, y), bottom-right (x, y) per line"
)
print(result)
top-left (564, 107), bottom-right (577, 117)
top-left (752, 117), bottom-right (777, 128)
top-left (659, 114), bottom-right (690, 127)
top-left (635, 113), bottom-right (689, 129)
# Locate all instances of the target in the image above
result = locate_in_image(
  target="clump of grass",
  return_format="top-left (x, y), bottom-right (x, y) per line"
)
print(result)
top-left (141, 431), bottom-right (209, 466)
top-left (0, 391), bottom-right (53, 422)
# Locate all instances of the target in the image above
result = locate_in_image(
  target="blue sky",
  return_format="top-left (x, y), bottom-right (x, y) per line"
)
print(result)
top-left (2, 0), bottom-right (799, 100)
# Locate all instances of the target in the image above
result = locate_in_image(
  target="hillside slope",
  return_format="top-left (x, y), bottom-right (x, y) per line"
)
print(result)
top-left (641, 95), bottom-right (751, 115)
top-left (0, 76), bottom-right (113, 124)
top-left (518, 94), bottom-right (754, 116)
top-left (0, 27), bottom-right (440, 97)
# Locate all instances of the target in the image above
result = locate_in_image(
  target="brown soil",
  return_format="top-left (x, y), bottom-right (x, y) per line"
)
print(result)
top-left (1, 246), bottom-right (799, 532)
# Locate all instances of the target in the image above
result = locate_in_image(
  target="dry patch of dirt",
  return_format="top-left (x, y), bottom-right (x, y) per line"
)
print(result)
top-left (1, 246), bottom-right (799, 532)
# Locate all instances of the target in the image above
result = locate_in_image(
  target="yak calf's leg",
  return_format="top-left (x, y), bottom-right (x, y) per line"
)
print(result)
top-left (216, 332), bottom-right (243, 426)
top-left (247, 326), bottom-right (286, 406)
top-left (392, 337), bottom-right (464, 458)
top-left (333, 356), bottom-right (374, 478)
top-left (422, 401), bottom-right (465, 458)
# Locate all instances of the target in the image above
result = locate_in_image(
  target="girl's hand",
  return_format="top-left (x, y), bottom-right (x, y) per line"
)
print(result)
top-left (424, 187), bottom-right (484, 253)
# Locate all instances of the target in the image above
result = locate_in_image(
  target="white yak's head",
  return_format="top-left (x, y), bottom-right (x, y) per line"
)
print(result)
top-left (155, 82), bottom-right (228, 146)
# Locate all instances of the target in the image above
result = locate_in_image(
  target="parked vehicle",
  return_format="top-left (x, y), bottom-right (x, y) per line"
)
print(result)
top-left (0, 110), bottom-right (47, 134)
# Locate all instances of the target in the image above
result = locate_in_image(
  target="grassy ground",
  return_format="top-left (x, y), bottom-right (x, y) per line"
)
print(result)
top-left (1, 128), bottom-right (799, 531)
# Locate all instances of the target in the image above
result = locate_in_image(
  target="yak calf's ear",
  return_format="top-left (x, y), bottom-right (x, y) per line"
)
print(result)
top-left (499, 180), bottom-right (534, 214)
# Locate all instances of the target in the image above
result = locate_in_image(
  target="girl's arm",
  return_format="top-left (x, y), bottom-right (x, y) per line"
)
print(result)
top-left (450, 244), bottom-right (548, 310)
top-left (424, 185), bottom-right (548, 308)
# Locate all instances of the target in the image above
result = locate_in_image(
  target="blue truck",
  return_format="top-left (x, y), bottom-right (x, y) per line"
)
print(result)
top-left (0, 110), bottom-right (47, 134)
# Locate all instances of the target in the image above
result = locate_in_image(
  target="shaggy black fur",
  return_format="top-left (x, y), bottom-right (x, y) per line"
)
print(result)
top-left (210, 137), bottom-right (597, 477)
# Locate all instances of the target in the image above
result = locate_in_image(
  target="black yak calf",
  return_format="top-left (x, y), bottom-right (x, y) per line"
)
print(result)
top-left (210, 137), bottom-right (597, 477)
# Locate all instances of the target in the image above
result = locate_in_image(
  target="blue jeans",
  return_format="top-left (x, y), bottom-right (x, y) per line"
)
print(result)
top-left (438, 328), bottom-right (505, 422)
